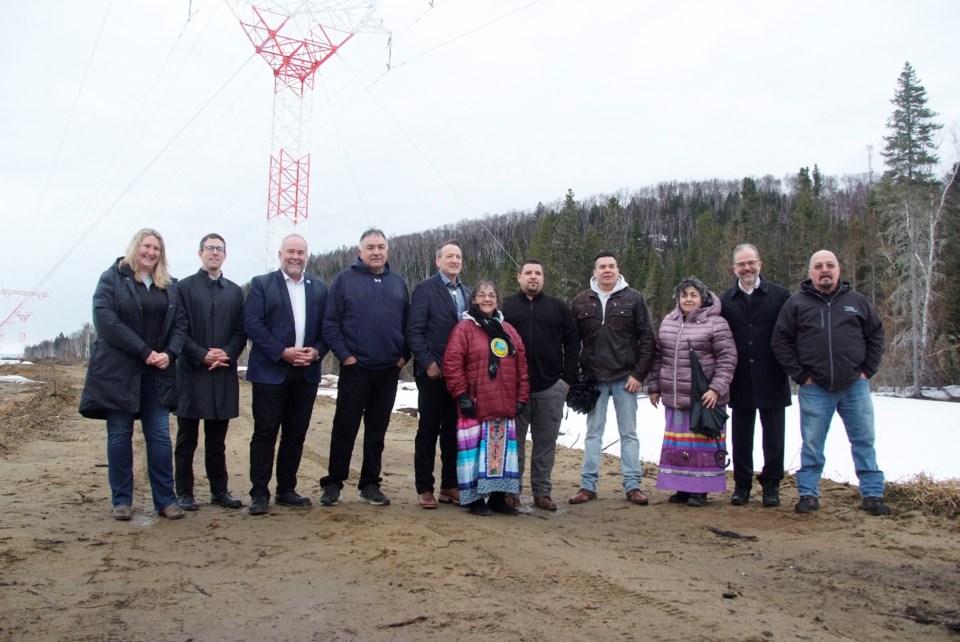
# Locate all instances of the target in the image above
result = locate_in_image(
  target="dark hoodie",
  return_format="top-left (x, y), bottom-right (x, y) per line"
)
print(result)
top-left (322, 257), bottom-right (410, 370)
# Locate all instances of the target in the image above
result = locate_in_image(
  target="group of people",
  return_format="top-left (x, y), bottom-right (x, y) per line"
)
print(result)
top-left (79, 228), bottom-right (891, 521)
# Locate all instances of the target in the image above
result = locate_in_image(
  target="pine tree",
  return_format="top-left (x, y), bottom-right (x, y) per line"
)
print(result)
top-left (878, 62), bottom-right (946, 395)
top-left (881, 62), bottom-right (942, 186)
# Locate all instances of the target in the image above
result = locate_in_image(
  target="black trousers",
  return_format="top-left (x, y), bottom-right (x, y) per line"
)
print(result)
top-left (320, 364), bottom-right (399, 491)
top-left (413, 373), bottom-right (458, 494)
top-left (730, 406), bottom-right (786, 489)
top-left (174, 417), bottom-right (229, 496)
top-left (249, 369), bottom-right (319, 499)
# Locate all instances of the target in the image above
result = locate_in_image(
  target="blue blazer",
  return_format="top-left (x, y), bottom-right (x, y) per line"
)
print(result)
top-left (406, 273), bottom-right (470, 378)
top-left (244, 269), bottom-right (328, 385)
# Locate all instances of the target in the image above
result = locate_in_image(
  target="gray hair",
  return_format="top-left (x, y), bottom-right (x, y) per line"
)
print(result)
top-left (673, 276), bottom-right (713, 307)
top-left (732, 243), bottom-right (760, 263)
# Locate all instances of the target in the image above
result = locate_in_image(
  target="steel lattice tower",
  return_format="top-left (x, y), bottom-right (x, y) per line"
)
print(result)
top-left (230, 1), bottom-right (381, 267)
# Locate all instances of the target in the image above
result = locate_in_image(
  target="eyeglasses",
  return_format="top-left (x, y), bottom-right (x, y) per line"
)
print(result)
top-left (475, 293), bottom-right (498, 300)
top-left (202, 245), bottom-right (225, 254)
top-left (733, 260), bottom-right (759, 269)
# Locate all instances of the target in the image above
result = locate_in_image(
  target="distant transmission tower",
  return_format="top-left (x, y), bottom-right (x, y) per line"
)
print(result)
top-left (229, 1), bottom-right (383, 268)
top-left (866, 144), bottom-right (874, 185)
top-left (0, 288), bottom-right (49, 338)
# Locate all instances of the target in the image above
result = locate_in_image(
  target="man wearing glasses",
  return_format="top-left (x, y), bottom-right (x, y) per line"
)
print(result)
top-left (174, 234), bottom-right (248, 511)
top-left (719, 244), bottom-right (791, 507)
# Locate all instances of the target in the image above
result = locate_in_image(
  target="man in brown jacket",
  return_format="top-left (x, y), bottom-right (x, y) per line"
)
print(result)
top-left (569, 252), bottom-right (655, 506)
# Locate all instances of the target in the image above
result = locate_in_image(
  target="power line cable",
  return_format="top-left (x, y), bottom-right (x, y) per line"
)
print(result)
top-left (26, 55), bottom-right (258, 303)
top-left (34, 0), bottom-right (113, 223)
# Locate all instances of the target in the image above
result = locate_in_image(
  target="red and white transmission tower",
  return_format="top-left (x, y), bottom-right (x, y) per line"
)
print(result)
top-left (229, 1), bottom-right (383, 267)
top-left (0, 288), bottom-right (49, 337)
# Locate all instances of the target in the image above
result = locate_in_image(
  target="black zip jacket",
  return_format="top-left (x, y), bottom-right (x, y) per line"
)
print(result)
top-left (771, 280), bottom-right (884, 390)
top-left (501, 290), bottom-right (580, 392)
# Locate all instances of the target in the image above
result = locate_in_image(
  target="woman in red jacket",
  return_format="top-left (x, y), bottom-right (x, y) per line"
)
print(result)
top-left (648, 277), bottom-right (737, 507)
top-left (443, 280), bottom-right (530, 516)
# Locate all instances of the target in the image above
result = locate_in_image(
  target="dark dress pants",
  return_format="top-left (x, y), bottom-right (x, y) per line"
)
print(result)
top-left (249, 369), bottom-right (319, 499)
top-left (731, 406), bottom-right (786, 489)
top-left (413, 373), bottom-right (459, 493)
top-left (320, 364), bottom-right (399, 491)
top-left (175, 417), bottom-right (229, 496)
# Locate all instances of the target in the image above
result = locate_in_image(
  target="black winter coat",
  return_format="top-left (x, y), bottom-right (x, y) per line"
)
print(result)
top-left (175, 270), bottom-right (246, 420)
top-left (79, 260), bottom-right (187, 419)
top-left (719, 279), bottom-right (792, 409)
top-left (772, 280), bottom-right (885, 391)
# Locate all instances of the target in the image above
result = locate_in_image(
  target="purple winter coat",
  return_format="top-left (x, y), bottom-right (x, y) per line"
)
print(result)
top-left (647, 292), bottom-right (738, 410)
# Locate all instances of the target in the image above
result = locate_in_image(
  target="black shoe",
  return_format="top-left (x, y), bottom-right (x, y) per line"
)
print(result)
top-left (667, 491), bottom-right (690, 504)
top-left (176, 495), bottom-right (199, 511)
top-left (794, 495), bottom-right (821, 514)
top-left (687, 493), bottom-right (707, 507)
top-left (248, 496), bottom-right (270, 516)
top-left (730, 488), bottom-right (750, 506)
top-left (275, 491), bottom-right (312, 507)
top-left (210, 491), bottom-right (243, 509)
top-left (358, 485), bottom-right (391, 506)
top-left (319, 483), bottom-right (341, 506)
top-left (761, 481), bottom-right (781, 508)
top-left (488, 494), bottom-right (519, 516)
top-left (469, 499), bottom-right (492, 516)
top-left (859, 496), bottom-right (890, 516)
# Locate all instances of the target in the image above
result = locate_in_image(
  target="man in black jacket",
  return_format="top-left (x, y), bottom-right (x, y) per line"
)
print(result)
top-left (174, 233), bottom-right (247, 511)
top-left (720, 244), bottom-right (791, 507)
top-left (772, 250), bottom-right (889, 516)
top-left (502, 260), bottom-right (580, 511)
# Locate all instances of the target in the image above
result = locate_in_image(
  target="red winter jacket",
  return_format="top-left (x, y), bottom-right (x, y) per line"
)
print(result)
top-left (647, 293), bottom-right (738, 410)
top-left (442, 312), bottom-right (530, 421)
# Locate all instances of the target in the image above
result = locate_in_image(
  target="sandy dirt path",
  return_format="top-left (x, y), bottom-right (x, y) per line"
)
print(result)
top-left (1, 362), bottom-right (958, 641)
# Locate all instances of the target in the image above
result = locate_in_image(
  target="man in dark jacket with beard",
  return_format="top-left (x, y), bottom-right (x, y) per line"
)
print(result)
top-left (174, 234), bottom-right (247, 511)
top-left (502, 259), bottom-right (580, 511)
top-left (720, 244), bottom-right (791, 507)
top-left (320, 228), bottom-right (410, 508)
top-left (772, 249), bottom-right (889, 516)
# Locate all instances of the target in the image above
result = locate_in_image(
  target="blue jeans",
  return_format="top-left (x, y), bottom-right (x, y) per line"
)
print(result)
top-left (580, 378), bottom-right (641, 493)
top-left (105, 372), bottom-right (177, 511)
top-left (797, 378), bottom-right (885, 498)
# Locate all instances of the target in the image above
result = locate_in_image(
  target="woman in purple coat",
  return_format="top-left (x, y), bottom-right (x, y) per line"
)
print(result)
top-left (647, 277), bottom-right (738, 507)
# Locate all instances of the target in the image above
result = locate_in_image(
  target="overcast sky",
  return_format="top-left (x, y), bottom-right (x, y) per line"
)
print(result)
top-left (1, 0), bottom-right (957, 353)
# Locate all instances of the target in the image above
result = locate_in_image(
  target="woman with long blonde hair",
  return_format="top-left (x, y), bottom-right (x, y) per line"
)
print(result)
top-left (79, 229), bottom-right (187, 520)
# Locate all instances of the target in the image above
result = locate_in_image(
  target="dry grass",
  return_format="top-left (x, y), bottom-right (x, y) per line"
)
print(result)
top-left (886, 473), bottom-right (960, 516)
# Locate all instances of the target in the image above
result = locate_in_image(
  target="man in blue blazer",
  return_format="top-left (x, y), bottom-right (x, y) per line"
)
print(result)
top-left (406, 240), bottom-right (471, 508)
top-left (243, 234), bottom-right (328, 515)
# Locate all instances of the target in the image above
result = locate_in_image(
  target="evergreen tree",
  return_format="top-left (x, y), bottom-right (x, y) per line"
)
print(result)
top-left (881, 62), bottom-right (942, 186)
top-left (878, 62), bottom-right (946, 395)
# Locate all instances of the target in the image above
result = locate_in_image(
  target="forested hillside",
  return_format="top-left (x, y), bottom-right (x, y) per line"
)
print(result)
top-left (28, 64), bottom-right (959, 392)
top-left (307, 63), bottom-right (959, 393)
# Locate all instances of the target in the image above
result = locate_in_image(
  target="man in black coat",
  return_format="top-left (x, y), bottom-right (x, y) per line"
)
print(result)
top-left (406, 240), bottom-right (470, 509)
top-left (502, 259), bottom-right (579, 511)
top-left (174, 234), bottom-right (247, 511)
top-left (719, 244), bottom-right (791, 507)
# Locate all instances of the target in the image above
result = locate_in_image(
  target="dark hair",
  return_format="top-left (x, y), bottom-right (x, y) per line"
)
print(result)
top-left (199, 233), bottom-right (226, 251)
top-left (593, 251), bottom-right (618, 267)
top-left (673, 276), bottom-right (713, 307)
top-left (519, 258), bottom-right (544, 271)
top-left (436, 239), bottom-right (462, 258)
